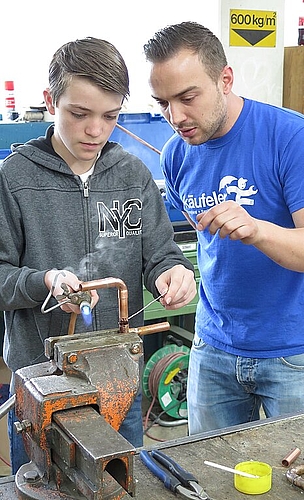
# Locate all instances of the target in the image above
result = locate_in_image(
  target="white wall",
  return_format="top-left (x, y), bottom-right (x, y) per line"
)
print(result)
top-left (0, 0), bottom-right (302, 114)
top-left (221, 0), bottom-right (285, 106)
top-left (0, 0), bottom-right (219, 114)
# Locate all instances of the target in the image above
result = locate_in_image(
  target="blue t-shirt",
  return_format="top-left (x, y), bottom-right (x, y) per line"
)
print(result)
top-left (161, 98), bottom-right (304, 357)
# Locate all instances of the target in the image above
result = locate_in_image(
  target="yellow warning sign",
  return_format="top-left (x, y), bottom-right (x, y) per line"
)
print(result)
top-left (230, 10), bottom-right (277, 47)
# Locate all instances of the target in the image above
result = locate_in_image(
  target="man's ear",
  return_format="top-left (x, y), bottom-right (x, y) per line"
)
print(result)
top-left (43, 88), bottom-right (55, 115)
top-left (221, 66), bottom-right (234, 95)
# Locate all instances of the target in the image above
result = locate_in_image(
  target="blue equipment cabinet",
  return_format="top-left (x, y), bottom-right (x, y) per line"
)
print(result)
top-left (0, 113), bottom-right (172, 182)
top-left (0, 114), bottom-right (188, 225)
top-left (111, 113), bottom-right (173, 181)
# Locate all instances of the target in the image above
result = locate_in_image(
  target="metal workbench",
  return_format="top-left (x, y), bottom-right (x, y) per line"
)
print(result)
top-left (132, 413), bottom-right (304, 499)
top-left (1, 413), bottom-right (303, 499)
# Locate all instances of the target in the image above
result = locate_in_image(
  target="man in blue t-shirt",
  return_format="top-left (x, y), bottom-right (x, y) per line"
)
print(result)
top-left (143, 21), bottom-right (304, 435)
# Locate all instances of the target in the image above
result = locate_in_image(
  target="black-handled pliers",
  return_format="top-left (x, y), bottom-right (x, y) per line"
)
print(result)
top-left (140, 449), bottom-right (211, 499)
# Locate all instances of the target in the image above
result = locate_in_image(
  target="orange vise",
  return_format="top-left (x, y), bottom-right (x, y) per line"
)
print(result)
top-left (10, 277), bottom-right (170, 500)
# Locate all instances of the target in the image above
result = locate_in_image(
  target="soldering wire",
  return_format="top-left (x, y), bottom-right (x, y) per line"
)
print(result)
top-left (128, 293), bottom-right (165, 320)
top-left (43, 290), bottom-right (164, 318)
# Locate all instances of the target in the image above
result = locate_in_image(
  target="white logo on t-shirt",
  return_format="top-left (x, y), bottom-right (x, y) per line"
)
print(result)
top-left (219, 176), bottom-right (258, 206)
top-left (182, 175), bottom-right (258, 214)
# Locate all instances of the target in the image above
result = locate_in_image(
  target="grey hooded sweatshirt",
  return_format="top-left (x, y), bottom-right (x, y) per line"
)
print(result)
top-left (0, 125), bottom-right (194, 372)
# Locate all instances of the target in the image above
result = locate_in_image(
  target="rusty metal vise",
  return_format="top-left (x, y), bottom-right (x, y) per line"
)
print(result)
top-left (10, 277), bottom-right (170, 500)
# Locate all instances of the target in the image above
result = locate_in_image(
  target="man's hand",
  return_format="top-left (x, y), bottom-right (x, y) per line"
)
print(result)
top-left (155, 265), bottom-right (196, 310)
top-left (44, 269), bottom-right (99, 314)
top-left (196, 200), bottom-right (259, 244)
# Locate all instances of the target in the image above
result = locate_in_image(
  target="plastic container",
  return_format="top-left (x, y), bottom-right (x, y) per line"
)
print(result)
top-left (4, 81), bottom-right (19, 120)
top-left (4, 81), bottom-right (15, 110)
top-left (234, 461), bottom-right (272, 495)
top-left (0, 149), bottom-right (11, 165)
top-left (299, 17), bottom-right (304, 46)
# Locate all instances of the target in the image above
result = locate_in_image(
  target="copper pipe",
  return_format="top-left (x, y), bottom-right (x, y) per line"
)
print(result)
top-left (68, 312), bottom-right (77, 335)
top-left (79, 277), bottom-right (129, 334)
top-left (67, 278), bottom-right (169, 337)
top-left (130, 322), bottom-right (171, 336)
top-left (116, 123), bottom-right (161, 155)
top-left (282, 447), bottom-right (301, 467)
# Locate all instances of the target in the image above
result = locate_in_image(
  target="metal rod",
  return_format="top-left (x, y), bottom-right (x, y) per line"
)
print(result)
top-left (116, 123), bottom-right (161, 155)
top-left (0, 394), bottom-right (15, 420)
top-left (204, 460), bottom-right (260, 479)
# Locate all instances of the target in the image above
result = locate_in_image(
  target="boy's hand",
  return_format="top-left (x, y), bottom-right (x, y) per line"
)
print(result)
top-left (44, 269), bottom-right (99, 314)
top-left (155, 265), bottom-right (196, 310)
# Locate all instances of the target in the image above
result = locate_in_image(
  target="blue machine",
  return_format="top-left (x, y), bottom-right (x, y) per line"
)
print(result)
top-left (111, 113), bottom-right (172, 182)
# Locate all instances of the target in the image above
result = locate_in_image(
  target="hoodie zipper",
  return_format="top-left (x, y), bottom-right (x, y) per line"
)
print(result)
top-left (83, 180), bottom-right (89, 198)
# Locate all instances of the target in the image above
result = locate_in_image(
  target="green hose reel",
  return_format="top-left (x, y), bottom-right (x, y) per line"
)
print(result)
top-left (142, 344), bottom-right (190, 419)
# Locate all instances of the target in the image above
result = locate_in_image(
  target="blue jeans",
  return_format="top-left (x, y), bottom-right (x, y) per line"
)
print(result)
top-left (119, 391), bottom-right (143, 447)
top-left (8, 391), bottom-right (143, 475)
top-left (187, 335), bottom-right (304, 435)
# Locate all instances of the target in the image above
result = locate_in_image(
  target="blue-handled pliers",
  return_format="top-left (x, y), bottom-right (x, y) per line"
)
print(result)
top-left (140, 449), bottom-right (211, 499)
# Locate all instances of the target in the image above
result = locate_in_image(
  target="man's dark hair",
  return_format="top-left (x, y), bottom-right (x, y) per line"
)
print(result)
top-left (143, 21), bottom-right (227, 82)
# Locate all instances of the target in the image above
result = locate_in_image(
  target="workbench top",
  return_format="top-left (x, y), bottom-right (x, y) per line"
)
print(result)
top-left (1, 413), bottom-right (303, 499)
top-left (133, 413), bottom-right (304, 499)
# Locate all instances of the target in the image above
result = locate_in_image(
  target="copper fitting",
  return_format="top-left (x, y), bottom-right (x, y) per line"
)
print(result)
top-left (68, 278), bottom-right (170, 337)
top-left (130, 322), bottom-right (170, 336)
top-left (282, 447), bottom-right (301, 467)
top-left (286, 463), bottom-right (304, 489)
top-left (79, 277), bottom-right (129, 333)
